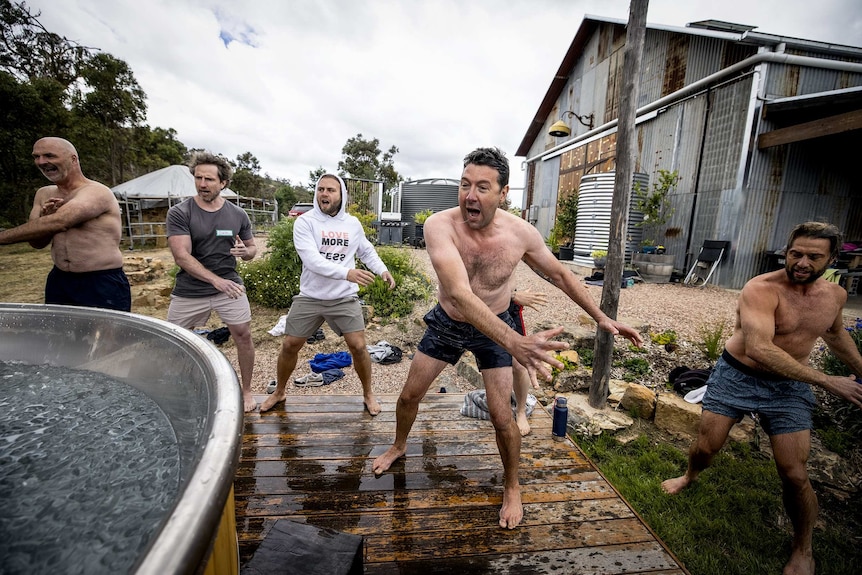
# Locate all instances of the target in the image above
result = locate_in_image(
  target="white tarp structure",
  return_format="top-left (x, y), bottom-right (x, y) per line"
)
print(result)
top-left (112, 165), bottom-right (238, 210)
top-left (112, 165), bottom-right (277, 248)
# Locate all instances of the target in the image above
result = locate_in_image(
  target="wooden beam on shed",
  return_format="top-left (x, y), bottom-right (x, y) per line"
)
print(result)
top-left (757, 109), bottom-right (862, 149)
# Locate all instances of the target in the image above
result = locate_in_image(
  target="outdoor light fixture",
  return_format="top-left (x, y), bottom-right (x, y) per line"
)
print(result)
top-left (548, 110), bottom-right (595, 137)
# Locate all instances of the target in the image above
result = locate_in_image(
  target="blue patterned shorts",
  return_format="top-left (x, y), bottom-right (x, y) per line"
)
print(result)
top-left (702, 350), bottom-right (816, 435)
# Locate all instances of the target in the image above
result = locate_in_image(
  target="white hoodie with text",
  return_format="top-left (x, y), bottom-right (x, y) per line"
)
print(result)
top-left (293, 174), bottom-right (389, 300)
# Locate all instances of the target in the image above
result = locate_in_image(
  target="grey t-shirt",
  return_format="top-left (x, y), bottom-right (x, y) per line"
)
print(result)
top-left (166, 198), bottom-right (253, 298)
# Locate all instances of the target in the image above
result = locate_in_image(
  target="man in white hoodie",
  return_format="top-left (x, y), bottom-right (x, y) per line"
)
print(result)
top-left (260, 174), bottom-right (395, 414)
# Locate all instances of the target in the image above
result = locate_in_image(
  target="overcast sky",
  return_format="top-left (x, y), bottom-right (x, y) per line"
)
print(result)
top-left (29, 0), bottom-right (862, 204)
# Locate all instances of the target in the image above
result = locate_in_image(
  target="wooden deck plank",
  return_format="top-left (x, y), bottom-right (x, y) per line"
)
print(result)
top-left (236, 498), bottom-right (636, 541)
top-left (235, 392), bottom-right (688, 574)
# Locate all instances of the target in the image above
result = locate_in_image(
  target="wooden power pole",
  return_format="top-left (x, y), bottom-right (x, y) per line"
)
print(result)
top-left (589, 0), bottom-right (650, 408)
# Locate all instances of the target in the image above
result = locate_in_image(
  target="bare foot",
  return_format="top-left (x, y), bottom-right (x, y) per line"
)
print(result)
top-left (783, 549), bottom-right (815, 575)
top-left (243, 391), bottom-right (258, 413)
top-left (516, 411), bottom-right (531, 436)
top-left (661, 475), bottom-right (691, 494)
top-left (372, 445), bottom-right (405, 475)
top-left (260, 392), bottom-right (286, 413)
top-left (499, 486), bottom-right (523, 529)
top-left (364, 394), bottom-right (381, 416)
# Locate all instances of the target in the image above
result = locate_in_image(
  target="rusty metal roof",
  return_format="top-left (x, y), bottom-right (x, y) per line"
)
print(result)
top-left (516, 15), bottom-right (862, 157)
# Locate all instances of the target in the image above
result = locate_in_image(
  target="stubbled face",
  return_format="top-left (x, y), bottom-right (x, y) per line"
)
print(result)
top-left (317, 176), bottom-right (342, 216)
top-left (458, 164), bottom-right (508, 230)
top-left (193, 164), bottom-right (226, 203)
top-left (784, 237), bottom-right (834, 284)
top-left (32, 140), bottom-right (75, 183)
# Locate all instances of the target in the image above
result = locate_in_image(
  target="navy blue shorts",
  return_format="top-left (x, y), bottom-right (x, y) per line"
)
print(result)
top-left (702, 350), bottom-right (816, 436)
top-left (45, 266), bottom-right (132, 312)
top-left (417, 304), bottom-right (516, 370)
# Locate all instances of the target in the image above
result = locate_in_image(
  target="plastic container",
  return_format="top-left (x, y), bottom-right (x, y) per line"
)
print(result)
top-left (552, 396), bottom-right (568, 441)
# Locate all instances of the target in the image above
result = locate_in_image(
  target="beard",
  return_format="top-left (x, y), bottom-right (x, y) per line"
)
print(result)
top-left (321, 200), bottom-right (341, 216)
top-left (784, 263), bottom-right (828, 284)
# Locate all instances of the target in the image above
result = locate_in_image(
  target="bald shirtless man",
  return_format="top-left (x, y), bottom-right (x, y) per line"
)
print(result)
top-left (662, 222), bottom-right (862, 575)
top-left (0, 137), bottom-right (130, 311)
top-left (372, 147), bottom-right (643, 529)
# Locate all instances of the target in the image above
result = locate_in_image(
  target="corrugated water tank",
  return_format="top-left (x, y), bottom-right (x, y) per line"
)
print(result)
top-left (571, 172), bottom-right (647, 267)
top-left (400, 178), bottom-right (459, 242)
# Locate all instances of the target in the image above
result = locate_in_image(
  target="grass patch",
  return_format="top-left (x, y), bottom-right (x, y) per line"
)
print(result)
top-left (572, 432), bottom-right (861, 575)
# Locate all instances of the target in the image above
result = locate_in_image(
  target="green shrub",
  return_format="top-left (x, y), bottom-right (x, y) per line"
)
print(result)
top-left (649, 329), bottom-right (677, 346)
top-left (348, 205), bottom-right (377, 242)
top-left (358, 247), bottom-right (433, 319)
top-left (697, 320), bottom-right (728, 362)
top-left (239, 217), bottom-right (303, 308)
top-left (240, 220), bottom-right (432, 318)
top-left (618, 356), bottom-right (651, 381)
top-left (821, 318), bottom-right (862, 378)
top-left (817, 318), bottom-right (862, 449)
top-left (413, 209), bottom-right (434, 224)
top-left (577, 347), bottom-right (594, 368)
top-left (550, 352), bottom-right (580, 380)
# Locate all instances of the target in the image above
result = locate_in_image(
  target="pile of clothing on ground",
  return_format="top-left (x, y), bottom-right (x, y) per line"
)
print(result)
top-left (366, 341), bottom-right (403, 364)
top-left (459, 389), bottom-right (538, 420)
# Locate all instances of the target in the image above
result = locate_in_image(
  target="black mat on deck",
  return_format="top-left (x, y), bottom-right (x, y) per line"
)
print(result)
top-left (241, 519), bottom-right (363, 575)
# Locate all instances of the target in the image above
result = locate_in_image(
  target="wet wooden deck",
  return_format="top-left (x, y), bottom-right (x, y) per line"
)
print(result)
top-left (235, 392), bottom-right (688, 574)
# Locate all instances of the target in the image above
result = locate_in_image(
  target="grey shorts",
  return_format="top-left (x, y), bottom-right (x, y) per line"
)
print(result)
top-left (168, 292), bottom-right (251, 328)
top-left (284, 295), bottom-right (365, 338)
top-left (702, 350), bottom-right (817, 436)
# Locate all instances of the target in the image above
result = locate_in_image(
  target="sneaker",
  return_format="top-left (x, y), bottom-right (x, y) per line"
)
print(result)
top-left (266, 380), bottom-right (277, 394)
top-left (294, 373), bottom-right (324, 386)
top-left (306, 328), bottom-right (325, 344)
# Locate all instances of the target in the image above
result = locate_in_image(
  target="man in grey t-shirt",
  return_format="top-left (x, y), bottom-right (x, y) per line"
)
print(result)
top-left (166, 151), bottom-right (259, 413)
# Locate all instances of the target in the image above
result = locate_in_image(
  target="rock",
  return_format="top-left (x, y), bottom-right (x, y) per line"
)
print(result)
top-left (553, 368), bottom-right (592, 392)
top-left (654, 393), bottom-right (702, 439)
top-left (620, 383), bottom-right (657, 419)
top-left (728, 415), bottom-right (755, 444)
top-left (654, 392), bottom-right (755, 442)
top-left (559, 350), bottom-right (580, 364)
top-left (125, 270), bottom-right (151, 285)
top-left (535, 316), bottom-right (650, 349)
top-left (456, 352), bottom-right (482, 389)
top-left (562, 392), bottom-right (634, 433)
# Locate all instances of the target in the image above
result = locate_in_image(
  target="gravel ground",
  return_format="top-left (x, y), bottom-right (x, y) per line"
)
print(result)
top-left (233, 248), bottom-right (747, 400)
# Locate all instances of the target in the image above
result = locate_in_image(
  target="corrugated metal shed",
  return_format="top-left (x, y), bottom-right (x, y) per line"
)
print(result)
top-left (517, 15), bottom-right (862, 288)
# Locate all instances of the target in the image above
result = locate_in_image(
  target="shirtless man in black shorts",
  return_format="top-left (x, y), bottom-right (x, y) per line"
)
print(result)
top-left (0, 137), bottom-right (130, 311)
top-left (372, 147), bottom-right (643, 529)
top-left (662, 222), bottom-right (862, 575)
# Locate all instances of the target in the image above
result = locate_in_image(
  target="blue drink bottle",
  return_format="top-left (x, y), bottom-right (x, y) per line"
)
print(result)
top-left (552, 396), bottom-right (568, 441)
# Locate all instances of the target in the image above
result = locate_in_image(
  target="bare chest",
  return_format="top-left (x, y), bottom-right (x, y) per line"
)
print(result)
top-left (459, 236), bottom-right (522, 294)
top-left (774, 290), bottom-right (839, 336)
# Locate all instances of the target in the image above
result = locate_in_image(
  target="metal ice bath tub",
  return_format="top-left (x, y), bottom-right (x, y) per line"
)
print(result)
top-left (0, 303), bottom-right (242, 574)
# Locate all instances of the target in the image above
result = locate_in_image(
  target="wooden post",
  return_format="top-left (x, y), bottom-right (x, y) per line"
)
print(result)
top-left (589, 0), bottom-right (649, 408)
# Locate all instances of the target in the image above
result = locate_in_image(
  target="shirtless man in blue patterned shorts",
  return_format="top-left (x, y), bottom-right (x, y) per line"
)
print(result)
top-left (663, 221), bottom-right (862, 575)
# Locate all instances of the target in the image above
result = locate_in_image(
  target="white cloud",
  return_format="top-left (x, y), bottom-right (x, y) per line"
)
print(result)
top-left (28, 0), bottom-right (862, 205)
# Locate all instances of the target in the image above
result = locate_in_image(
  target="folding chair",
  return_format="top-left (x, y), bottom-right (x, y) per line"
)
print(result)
top-left (684, 240), bottom-right (730, 286)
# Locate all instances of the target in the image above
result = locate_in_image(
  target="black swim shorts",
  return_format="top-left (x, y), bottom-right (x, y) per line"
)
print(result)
top-left (45, 266), bottom-right (132, 312)
top-left (417, 304), bottom-right (516, 370)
